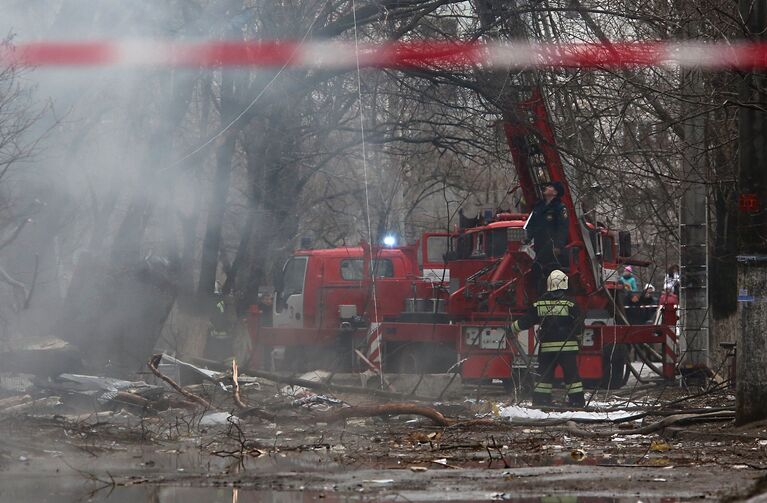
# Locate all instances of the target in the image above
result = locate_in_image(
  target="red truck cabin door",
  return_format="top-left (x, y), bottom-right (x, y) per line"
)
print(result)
top-left (273, 256), bottom-right (308, 328)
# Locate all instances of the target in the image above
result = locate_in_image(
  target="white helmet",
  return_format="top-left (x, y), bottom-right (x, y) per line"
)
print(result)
top-left (547, 269), bottom-right (569, 292)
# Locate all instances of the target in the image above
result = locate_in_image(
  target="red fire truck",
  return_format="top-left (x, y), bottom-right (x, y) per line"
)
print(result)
top-left (247, 89), bottom-right (678, 389)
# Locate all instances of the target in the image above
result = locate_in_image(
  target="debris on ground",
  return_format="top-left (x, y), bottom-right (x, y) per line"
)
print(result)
top-left (0, 353), bottom-right (763, 501)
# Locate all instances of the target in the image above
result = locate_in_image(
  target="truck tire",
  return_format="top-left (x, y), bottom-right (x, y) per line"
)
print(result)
top-left (393, 344), bottom-right (424, 374)
top-left (388, 343), bottom-right (457, 374)
top-left (597, 344), bottom-right (630, 389)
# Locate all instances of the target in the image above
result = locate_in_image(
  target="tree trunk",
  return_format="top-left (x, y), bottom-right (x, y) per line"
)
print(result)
top-left (198, 68), bottom-right (239, 297)
top-left (736, 0), bottom-right (767, 424)
top-left (58, 71), bottom-right (197, 375)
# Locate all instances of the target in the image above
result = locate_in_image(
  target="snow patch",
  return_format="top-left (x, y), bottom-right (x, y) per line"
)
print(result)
top-left (498, 404), bottom-right (637, 421)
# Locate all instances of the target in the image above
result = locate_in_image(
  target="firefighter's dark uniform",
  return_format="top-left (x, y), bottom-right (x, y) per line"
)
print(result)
top-left (526, 196), bottom-right (570, 292)
top-left (512, 289), bottom-right (585, 407)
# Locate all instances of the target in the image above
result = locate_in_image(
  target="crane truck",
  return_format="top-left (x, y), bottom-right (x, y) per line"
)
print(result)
top-left (247, 88), bottom-right (678, 390)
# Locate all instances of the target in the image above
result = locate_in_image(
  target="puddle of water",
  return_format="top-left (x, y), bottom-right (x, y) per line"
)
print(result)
top-left (0, 482), bottom-right (346, 503)
top-left (414, 451), bottom-right (627, 470)
top-left (0, 481), bottom-right (678, 503)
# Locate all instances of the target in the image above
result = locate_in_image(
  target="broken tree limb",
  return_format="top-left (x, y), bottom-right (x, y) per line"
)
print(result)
top-left (612, 406), bottom-right (735, 424)
top-left (628, 410), bottom-right (735, 435)
top-left (148, 354), bottom-right (213, 410)
top-left (318, 402), bottom-right (456, 426)
top-left (112, 391), bottom-right (154, 410)
top-left (231, 359), bottom-right (247, 409)
top-left (242, 368), bottom-right (435, 402)
top-left (314, 403), bottom-right (501, 428)
top-left (0, 394), bottom-right (31, 409)
top-left (0, 396), bottom-right (61, 416)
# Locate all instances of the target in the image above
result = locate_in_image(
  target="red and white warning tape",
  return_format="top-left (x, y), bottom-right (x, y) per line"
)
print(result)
top-left (2, 40), bottom-right (767, 69)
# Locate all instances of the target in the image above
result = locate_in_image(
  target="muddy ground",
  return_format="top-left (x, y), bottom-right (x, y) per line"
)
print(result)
top-left (1, 367), bottom-right (767, 502)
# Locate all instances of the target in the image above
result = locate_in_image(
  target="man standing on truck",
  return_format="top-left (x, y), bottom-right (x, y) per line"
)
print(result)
top-left (511, 269), bottom-right (585, 408)
top-left (524, 181), bottom-right (570, 293)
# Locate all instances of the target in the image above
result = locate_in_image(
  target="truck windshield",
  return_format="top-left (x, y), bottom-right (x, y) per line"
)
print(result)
top-left (340, 259), bottom-right (394, 280)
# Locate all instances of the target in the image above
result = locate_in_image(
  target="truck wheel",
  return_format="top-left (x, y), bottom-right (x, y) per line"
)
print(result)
top-left (388, 343), bottom-right (457, 374)
top-left (392, 344), bottom-right (426, 374)
top-left (598, 344), bottom-right (630, 389)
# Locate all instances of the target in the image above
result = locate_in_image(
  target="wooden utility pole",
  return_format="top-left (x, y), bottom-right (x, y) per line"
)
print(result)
top-left (736, 0), bottom-right (767, 424)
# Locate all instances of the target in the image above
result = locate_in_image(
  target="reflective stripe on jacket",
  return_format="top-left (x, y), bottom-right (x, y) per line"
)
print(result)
top-left (512, 290), bottom-right (582, 345)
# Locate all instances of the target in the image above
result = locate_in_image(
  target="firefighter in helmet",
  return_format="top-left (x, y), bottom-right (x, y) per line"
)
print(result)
top-left (511, 269), bottom-right (585, 408)
top-left (524, 181), bottom-right (570, 293)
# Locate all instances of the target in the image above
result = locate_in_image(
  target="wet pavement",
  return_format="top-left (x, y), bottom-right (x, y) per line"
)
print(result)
top-left (1, 413), bottom-right (763, 503)
top-left (1, 366), bottom-right (765, 502)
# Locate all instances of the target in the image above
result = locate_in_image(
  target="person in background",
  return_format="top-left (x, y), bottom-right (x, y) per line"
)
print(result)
top-left (618, 266), bottom-right (639, 323)
top-left (618, 266), bottom-right (638, 292)
top-left (664, 264), bottom-right (680, 296)
top-left (659, 286), bottom-right (679, 306)
top-left (638, 284), bottom-right (657, 324)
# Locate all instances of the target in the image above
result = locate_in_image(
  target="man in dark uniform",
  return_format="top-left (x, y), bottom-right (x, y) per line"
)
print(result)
top-left (511, 269), bottom-right (585, 408)
top-left (524, 181), bottom-right (570, 293)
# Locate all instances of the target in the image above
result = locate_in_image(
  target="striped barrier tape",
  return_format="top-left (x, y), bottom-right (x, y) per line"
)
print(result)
top-left (1, 40), bottom-right (767, 69)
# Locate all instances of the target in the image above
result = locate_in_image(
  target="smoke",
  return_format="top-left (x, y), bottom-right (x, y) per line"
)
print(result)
top-left (0, 0), bottom-right (513, 376)
top-left (0, 1), bottom-right (220, 366)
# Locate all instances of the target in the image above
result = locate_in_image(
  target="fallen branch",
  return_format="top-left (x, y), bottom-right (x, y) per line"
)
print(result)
top-left (243, 367), bottom-right (435, 402)
top-left (240, 401), bottom-right (490, 427)
top-left (0, 396), bottom-right (61, 416)
top-left (613, 406), bottom-right (734, 424)
top-left (318, 402), bottom-right (456, 426)
top-left (0, 394), bottom-right (31, 409)
top-left (112, 391), bottom-right (154, 410)
top-left (629, 410), bottom-right (735, 435)
top-left (148, 354), bottom-right (213, 410)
